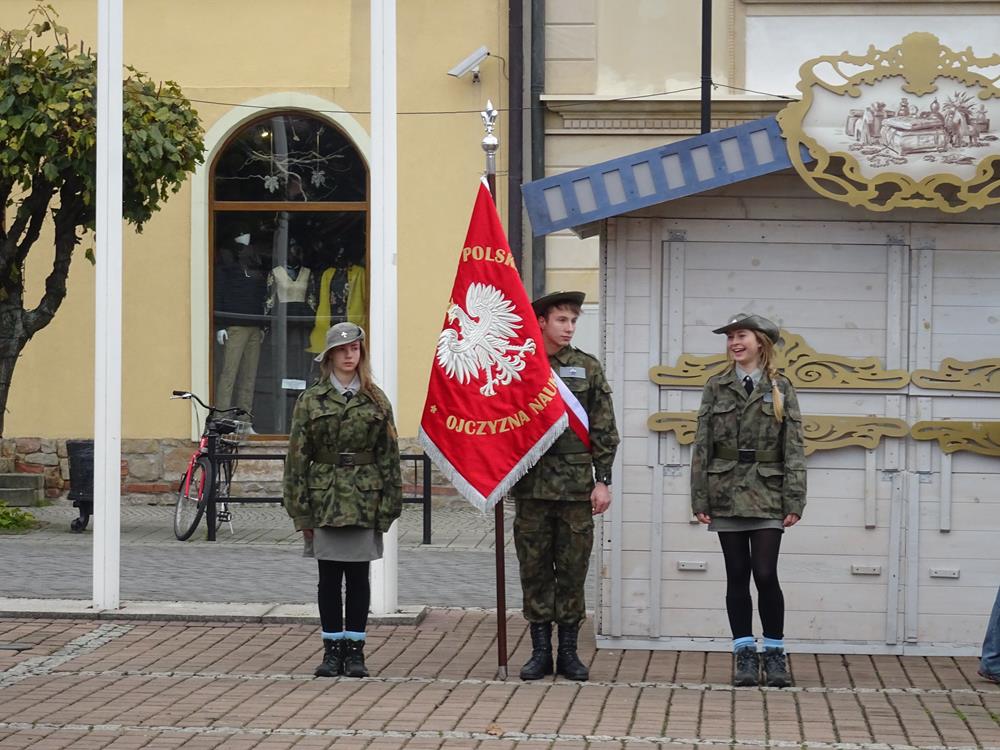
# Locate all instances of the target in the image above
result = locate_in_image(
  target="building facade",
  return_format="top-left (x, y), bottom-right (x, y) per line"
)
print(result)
top-left (1, 0), bottom-right (510, 497)
top-left (529, 1), bottom-right (1000, 653)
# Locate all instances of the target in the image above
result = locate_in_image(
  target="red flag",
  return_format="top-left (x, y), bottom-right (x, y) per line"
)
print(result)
top-left (419, 180), bottom-right (568, 511)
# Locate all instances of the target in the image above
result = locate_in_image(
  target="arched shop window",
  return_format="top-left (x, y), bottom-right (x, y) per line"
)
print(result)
top-left (211, 112), bottom-right (368, 434)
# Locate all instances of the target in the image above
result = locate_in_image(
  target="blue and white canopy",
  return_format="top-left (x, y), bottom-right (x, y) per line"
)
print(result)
top-left (522, 116), bottom-right (813, 237)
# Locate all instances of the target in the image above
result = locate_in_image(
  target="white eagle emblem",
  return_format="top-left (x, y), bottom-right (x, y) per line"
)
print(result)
top-left (436, 283), bottom-right (537, 397)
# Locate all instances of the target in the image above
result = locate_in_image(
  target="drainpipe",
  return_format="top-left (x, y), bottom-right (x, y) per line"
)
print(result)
top-left (530, 0), bottom-right (546, 298)
top-left (701, 0), bottom-right (712, 134)
top-left (508, 0), bottom-right (524, 272)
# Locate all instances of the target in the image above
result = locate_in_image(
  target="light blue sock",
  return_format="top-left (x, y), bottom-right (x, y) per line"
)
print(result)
top-left (763, 637), bottom-right (784, 651)
top-left (343, 631), bottom-right (366, 641)
top-left (733, 636), bottom-right (755, 652)
top-left (321, 631), bottom-right (345, 641)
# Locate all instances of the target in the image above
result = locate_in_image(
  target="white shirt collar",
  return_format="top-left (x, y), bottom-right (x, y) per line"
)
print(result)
top-left (330, 374), bottom-right (361, 396)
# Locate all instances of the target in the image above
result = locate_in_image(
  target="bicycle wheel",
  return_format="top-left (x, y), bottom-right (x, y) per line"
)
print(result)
top-left (174, 456), bottom-right (213, 541)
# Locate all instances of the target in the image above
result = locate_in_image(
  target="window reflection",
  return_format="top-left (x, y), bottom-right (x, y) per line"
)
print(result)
top-left (214, 113), bottom-right (367, 202)
top-left (212, 113), bottom-right (367, 434)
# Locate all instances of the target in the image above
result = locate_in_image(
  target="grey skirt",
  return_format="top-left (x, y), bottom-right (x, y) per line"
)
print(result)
top-left (302, 525), bottom-right (384, 562)
top-left (708, 516), bottom-right (784, 533)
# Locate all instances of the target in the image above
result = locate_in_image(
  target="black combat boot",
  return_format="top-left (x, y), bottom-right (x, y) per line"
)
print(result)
top-left (733, 646), bottom-right (760, 687)
top-left (314, 639), bottom-right (343, 678)
top-left (519, 622), bottom-right (554, 680)
top-left (555, 622), bottom-right (589, 681)
top-left (762, 647), bottom-right (791, 688)
top-left (342, 638), bottom-right (369, 678)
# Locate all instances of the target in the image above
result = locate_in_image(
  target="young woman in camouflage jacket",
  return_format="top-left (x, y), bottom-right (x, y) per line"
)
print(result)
top-left (283, 322), bottom-right (402, 679)
top-left (690, 313), bottom-right (806, 688)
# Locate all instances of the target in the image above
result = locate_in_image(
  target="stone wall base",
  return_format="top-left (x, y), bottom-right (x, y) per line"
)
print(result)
top-left (1, 436), bottom-right (470, 509)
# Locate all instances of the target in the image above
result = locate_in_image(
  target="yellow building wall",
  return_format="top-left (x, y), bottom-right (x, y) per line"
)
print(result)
top-left (2, 0), bottom-right (508, 440)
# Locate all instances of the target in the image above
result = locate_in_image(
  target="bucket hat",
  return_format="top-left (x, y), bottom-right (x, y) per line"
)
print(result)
top-left (531, 290), bottom-right (586, 317)
top-left (313, 322), bottom-right (366, 362)
top-left (712, 313), bottom-right (781, 345)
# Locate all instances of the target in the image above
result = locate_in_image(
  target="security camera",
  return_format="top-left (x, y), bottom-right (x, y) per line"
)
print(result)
top-left (448, 45), bottom-right (490, 81)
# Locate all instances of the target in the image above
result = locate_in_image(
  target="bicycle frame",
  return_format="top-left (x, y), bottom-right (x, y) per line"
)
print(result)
top-left (172, 390), bottom-right (249, 539)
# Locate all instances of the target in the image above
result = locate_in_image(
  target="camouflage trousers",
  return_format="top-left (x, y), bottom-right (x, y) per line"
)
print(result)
top-left (513, 498), bottom-right (594, 626)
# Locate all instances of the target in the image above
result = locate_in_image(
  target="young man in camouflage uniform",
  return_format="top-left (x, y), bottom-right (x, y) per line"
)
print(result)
top-left (510, 291), bottom-right (619, 681)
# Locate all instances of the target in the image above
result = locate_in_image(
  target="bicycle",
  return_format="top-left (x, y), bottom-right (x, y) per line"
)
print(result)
top-left (170, 390), bottom-right (251, 541)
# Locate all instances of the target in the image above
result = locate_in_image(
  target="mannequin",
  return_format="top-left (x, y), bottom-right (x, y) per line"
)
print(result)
top-left (266, 238), bottom-right (318, 387)
top-left (309, 245), bottom-right (368, 353)
top-left (214, 232), bottom-right (266, 419)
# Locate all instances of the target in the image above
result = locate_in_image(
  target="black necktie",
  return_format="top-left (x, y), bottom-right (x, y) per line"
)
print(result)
top-left (344, 390), bottom-right (354, 402)
top-left (743, 375), bottom-right (754, 396)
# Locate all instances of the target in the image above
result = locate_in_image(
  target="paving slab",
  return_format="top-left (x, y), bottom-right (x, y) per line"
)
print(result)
top-left (1, 611), bottom-right (998, 750)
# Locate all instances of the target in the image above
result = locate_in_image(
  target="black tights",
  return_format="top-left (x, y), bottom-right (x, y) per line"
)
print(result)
top-left (317, 560), bottom-right (370, 634)
top-left (717, 529), bottom-right (784, 640)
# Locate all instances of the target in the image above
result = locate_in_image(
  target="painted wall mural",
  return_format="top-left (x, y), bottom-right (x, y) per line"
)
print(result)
top-left (778, 32), bottom-right (1000, 213)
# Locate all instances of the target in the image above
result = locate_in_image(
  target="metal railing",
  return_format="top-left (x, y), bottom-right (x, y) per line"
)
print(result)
top-left (202, 440), bottom-right (433, 544)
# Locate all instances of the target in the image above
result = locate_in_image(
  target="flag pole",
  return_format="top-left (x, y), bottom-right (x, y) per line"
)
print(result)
top-left (481, 100), bottom-right (509, 681)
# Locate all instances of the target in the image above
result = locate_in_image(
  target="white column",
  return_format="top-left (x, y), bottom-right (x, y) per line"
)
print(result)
top-left (93, 0), bottom-right (124, 610)
top-left (369, 0), bottom-right (398, 615)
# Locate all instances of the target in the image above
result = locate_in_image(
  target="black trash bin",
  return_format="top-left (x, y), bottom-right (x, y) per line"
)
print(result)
top-left (66, 440), bottom-right (94, 533)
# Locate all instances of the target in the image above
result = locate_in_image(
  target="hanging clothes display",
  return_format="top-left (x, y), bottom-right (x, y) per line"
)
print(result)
top-left (266, 264), bottom-right (318, 386)
top-left (308, 264), bottom-right (368, 352)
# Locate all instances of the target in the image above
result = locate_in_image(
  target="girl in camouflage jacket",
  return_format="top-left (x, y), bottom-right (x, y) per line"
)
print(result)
top-left (690, 313), bottom-right (806, 688)
top-left (283, 322), bottom-right (402, 679)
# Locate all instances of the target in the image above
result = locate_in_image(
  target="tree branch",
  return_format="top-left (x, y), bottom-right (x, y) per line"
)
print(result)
top-left (23, 180), bottom-right (82, 337)
top-left (0, 175), bottom-right (54, 282)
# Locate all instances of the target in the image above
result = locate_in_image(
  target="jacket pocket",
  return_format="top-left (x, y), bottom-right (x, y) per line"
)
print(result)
top-left (756, 463), bottom-right (784, 490)
top-left (706, 458), bottom-right (737, 512)
top-left (355, 471), bottom-right (384, 492)
top-left (710, 401), bottom-right (739, 442)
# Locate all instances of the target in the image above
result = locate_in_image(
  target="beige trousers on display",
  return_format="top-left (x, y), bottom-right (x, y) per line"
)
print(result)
top-left (215, 326), bottom-right (262, 416)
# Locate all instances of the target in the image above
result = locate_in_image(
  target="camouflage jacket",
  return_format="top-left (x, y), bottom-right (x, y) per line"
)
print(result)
top-left (283, 379), bottom-right (403, 532)
top-left (690, 368), bottom-right (806, 519)
top-left (510, 345), bottom-right (620, 502)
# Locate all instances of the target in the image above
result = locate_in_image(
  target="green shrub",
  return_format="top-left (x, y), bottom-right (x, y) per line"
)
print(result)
top-left (0, 501), bottom-right (39, 532)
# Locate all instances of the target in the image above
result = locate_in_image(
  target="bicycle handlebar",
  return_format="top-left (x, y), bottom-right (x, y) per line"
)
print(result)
top-left (170, 390), bottom-right (251, 418)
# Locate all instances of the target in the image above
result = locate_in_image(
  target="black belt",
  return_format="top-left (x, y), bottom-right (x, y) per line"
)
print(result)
top-left (714, 446), bottom-right (782, 463)
top-left (313, 451), bottom-right (374, 467)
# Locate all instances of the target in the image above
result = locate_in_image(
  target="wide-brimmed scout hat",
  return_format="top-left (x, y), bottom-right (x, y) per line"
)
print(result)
top-left (531, 290), bottom-right (586, 317)
top-left (712, 313), bottom-right (781, 345)
top-left (313, 322), bottom-right (366, 362)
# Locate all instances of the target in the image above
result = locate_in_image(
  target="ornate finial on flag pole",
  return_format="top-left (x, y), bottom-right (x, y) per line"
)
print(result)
top-left (480, 97), bottom-right (507, 679)
top-left (481, 99), bottom-right (499, 196)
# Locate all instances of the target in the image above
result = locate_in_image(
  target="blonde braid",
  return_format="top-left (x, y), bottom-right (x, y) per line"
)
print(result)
top-left (767, 364), bottom-right (785, 423)
top-left (757, 332), bottom-right (784, 423)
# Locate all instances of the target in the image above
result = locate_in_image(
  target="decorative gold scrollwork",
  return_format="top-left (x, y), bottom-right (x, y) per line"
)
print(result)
top-left (646, 412), bottom-right (697, 444)
top-left (649, 330), bottom-right (909, 389)
top-left (912, 358), bottom-right (1000, 393)
top-left (647, 411), bottom-right (909, 454)
top-left (911, 420), bottom-right (1000, 456)
top-left (649, 355), bottom-right (729, 388)
top-left (801, 416), bottom-right (909, 455)
top-left (778, 32), bottom-right (1000, 214)
top-left (780, 332), bottom-right (910, 389)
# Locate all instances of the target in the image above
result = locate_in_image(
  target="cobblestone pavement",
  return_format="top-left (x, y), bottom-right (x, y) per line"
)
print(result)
top-left (1, 502), bottom-right (601, 610)
top-left (1, 611), bottom-right (998, 750)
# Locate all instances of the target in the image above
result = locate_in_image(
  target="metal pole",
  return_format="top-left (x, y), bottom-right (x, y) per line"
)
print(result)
top-left (369, 0), bottom-right (399, 616)
top-left (529, 0), bottom-right (546, 298)
top-left (700, 0), bottom-right (712, 135)
top-left (507, 0), bottom-right (524, 272)
top-left (482, 101), bottom-right (509, 680)
top-left (93, 0), bottom-right (123, 611)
